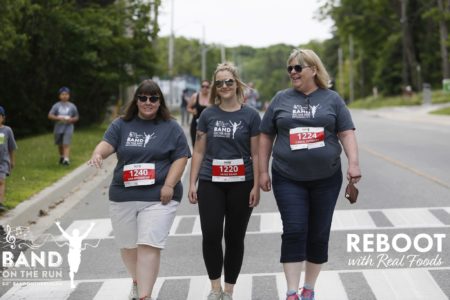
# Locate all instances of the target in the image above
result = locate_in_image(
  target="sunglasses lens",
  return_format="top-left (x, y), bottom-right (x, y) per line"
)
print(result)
top-left (138, 95), bottom-right (159, 102)
top-left (225, 79), bottom-right (234, 86)
top-left (201, 85), bottom-right (209, 88)
top-left (287, 65), bottom-right (303, 73)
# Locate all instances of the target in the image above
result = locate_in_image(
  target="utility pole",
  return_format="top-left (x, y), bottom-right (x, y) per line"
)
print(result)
top-left (401, 0), bottom-right (409, 88)
top-left (437, 0), bottom-right (450, 79)
top-left (338, 47), bottom-right (344, 95)
top-left (221, 45), bottom-right (226, 62)
top-left (349, 35), bottom-right (354, 103)
top-left (201, 25), bottom-right (207, 80)
top-left (168, 0), bottom-right (175, 105)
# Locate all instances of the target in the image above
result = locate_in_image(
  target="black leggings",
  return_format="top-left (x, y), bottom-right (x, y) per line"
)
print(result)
top-left (197, 180), bottom-right (253, 284)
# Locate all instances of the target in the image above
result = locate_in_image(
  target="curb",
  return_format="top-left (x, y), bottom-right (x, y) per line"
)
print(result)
top-left (0, 160), bottom-right (111, 228)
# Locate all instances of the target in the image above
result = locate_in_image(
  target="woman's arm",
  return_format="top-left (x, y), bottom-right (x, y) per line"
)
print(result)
top-left (160, 156), bottom-right (189, 204)
top-left (187, 93), bottom-right (198, 115)
top-left (249, 135), bottom-right (260, 207)
top-left (188, 130), bottom-right (207, 204)
top-left (338, 129), bottom-right (361, 183)
top-left (259, 133), bottom-right (275, 191)
top-left (88, 141), bottom-right (115, 168)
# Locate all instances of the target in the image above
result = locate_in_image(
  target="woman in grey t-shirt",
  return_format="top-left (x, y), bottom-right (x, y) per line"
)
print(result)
top-left (259, 49), bottom-right (361, 300)
top-left (189, 63), bottom-right (261, 300)
top-left (88, 80), bottom-right (190, 300)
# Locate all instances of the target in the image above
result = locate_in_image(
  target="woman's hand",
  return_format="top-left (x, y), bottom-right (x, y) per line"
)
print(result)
top-left (259, 172), bottom-right (272, 192)
top-left (188, 184), bottom-right (198, 204)
top-left (347, 164), bottom-right (361, 184)
top-left (88, 153), bottom-right (103, 168)
top-left (160, 185), bottom-right (174, 205)
top-left (249, 186), bottom-right (260, 207)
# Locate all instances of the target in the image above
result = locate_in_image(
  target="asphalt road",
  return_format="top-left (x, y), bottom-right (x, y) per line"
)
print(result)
top-left (1, 109), bottom-right (449, 300)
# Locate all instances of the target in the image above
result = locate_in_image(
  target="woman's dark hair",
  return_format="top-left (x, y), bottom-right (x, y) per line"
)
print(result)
top-left (122, 79), bottom-right (173, 122)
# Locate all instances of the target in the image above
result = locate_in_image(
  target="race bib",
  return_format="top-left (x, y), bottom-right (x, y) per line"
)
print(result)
top-left (289, 127), bottom-right (325, 150)
top-left (212, 159), bottom-right (245, 182)
top-left (123, 163), bottom-right (155, 187)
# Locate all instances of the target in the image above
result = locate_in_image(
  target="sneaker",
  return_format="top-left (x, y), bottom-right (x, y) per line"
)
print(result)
top-left (129, 282), bottom-right (138, 300)
top-left (300, 287), bottom-right (315, 300)
top-left (207, 288), bottom-right (223, 300)
top-left (59, 157), bottom-right (64, 164)
top-left (0, 203), bottom-right (7, 212)
top-left (222, 292), bottom-right (233, 300)
top-left (286, 293), bottom-right (299, 300)
top-left (62, 159), bottom-right (70, 166)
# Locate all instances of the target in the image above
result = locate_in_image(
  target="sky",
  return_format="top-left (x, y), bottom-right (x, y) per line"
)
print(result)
top-left (157, 0), bottom-right (334, 48)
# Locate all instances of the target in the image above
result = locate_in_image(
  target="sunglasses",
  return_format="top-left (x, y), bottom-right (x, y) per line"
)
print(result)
top-left (137, 95), bottom-right (160, 103)
top-left (287, 65), bottom-right (311, 73)
top-left (201, 84), bottom-right (210, 88)
top-left (214, 79), bottom-right (235, 88)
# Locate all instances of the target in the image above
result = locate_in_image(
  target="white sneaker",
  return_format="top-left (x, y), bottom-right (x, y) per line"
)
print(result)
top-left (128, 282), bottom-right (138, 300)
top-left (207, 288), bottom-right (223, 300)
top-left (222, 292), bottom-right (233, 300)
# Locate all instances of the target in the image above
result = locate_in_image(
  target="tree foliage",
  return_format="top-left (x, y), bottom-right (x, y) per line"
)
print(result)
top-left (0, 0), bottom-right (160, 137)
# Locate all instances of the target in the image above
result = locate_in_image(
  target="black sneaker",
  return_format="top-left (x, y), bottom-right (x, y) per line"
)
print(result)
top-left (62, 159), bottom-right (70, 166)
top-left (0, 203), bottom-right (8, 212)
top-left (59, 157), bottom-right (64, 164)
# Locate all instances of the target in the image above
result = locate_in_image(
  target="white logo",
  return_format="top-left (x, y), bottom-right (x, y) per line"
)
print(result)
top-left (292, 104), bottom-right (321, 119)
top-left (213, 120), bottom-right (243, 139)
top-left (1, 222), bottom-right (100, 289)
top-left (126, 131), bottom-right (156, 147)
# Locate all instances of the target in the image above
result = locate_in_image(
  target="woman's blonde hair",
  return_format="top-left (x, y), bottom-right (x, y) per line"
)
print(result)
top-left (209, 62), bottom-right (246, 105)
top-left (287, 49), bottom-right (330, 89)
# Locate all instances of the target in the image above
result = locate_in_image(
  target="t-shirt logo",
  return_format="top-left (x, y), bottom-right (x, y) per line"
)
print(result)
top-left (213, 120), bottom-right (242, 139)
top-left (292, 104), bottom-right (321, 119)
top-left (126, 131), bottom-right (156, 147)
top-left (57, 106), bottom-right (70, 116)
top-left (0, 133), bottom-right (4, 145)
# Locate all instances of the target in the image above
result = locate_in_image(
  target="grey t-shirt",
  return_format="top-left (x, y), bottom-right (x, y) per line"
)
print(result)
top-left (49, 101), bottom-right (79, 134)
top-left (104, 117), bottom-right (191, 202)
top-left (0, 126), bottom-right (18, 175)
top-left (197, 105), bottom-right (261, 181)
top-left (260, 88), bottom-right (354, 181)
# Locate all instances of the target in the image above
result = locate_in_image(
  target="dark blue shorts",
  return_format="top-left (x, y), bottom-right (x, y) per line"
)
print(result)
top-left (272, 168), bottom-right (343, 263)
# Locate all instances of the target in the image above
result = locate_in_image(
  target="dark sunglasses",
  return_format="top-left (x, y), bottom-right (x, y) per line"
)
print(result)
top-left (214, 79), bottom-right (235, 87)
top-left (287, 65), bottom-right (310, 73)
top-left (137, 95), bottom-right (160, 103)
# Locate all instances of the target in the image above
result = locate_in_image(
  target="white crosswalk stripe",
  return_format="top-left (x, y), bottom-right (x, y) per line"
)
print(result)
top-left (1, 268), bottom-right (449, 300)
top-left (54, 207), bottom-right (450, 240)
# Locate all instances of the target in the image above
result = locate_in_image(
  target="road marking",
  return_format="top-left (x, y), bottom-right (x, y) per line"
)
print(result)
top-left (360, 145), bottom-right (450, 190)
top-left (2, 268), bottom-right (449, 300)
top-left (55, 207), bottom-right (450, 240)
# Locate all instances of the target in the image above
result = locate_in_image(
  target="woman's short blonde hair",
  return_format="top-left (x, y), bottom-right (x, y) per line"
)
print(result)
top-left (209, 62), bottom-right (246, 105)
top-left (287, 49), bottom-right (330, 89)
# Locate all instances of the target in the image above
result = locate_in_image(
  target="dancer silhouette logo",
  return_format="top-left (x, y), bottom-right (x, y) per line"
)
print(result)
top-left (0, 221), bottom-right (101, 289)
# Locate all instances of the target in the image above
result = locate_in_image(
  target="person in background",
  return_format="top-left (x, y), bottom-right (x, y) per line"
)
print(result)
top-left (48, 87), bottom-right (79, 166)
top-left (244, 82), bottom-right (260, 109)
top-left (189, 63), bottom-right (261, 300)
top-left (187, 80), bottom-right (210, 147)
top-left (88, 79), bottom-right (190, 300)
top-left (0, 106), bottom-right (17, 212)
top-left (180, 88), bottom-right (191, 126)
top-left (259, 49), bottom-right (361, 300)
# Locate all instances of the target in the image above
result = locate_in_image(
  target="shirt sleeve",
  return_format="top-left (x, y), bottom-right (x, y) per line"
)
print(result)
top-left (7, 127), bottom-right (17, 151)
top-left (259, 95), bottom-right (278, 135)
top-left (170, 122), bottom-right (192, 161)
top-left (335, 96), bottom-right (355, 132)
top-left (249, 109), bottom-right (261, 137)
top-left (71, 104), bottom-right (79, 118)
top-left (49, 103), bottom-right (58, 115)
top-left (196, 107), bottom-right (209, 132)
top-left (103, 118), bottom-right (121, 150)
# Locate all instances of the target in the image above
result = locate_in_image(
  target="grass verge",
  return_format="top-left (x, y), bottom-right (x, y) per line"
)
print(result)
top-left (5, 124), bottom-right (107, 209)
top-left (430, 107), bottom-right (450, 115)
top-left (349, 90), bottom-right (450, 109)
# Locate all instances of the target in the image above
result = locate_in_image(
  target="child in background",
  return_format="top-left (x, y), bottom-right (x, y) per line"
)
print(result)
top-left (48, 87), bottom-right (79, 166)
top-left (0, 106), bottom-right (17, 212)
